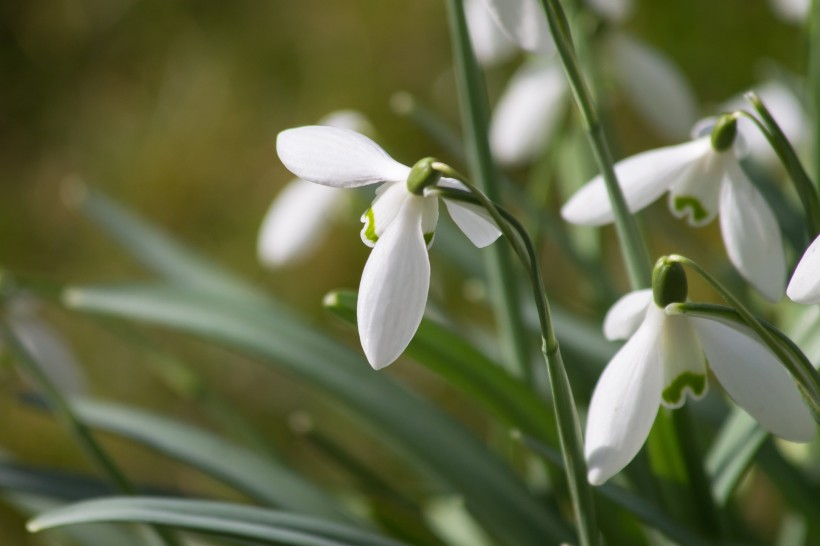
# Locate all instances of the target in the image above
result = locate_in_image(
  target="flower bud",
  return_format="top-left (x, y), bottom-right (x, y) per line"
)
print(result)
top-left (652, 257), bottom-right (688, 307)
top-left (710, 114), bottom-right (738, 152)
top-left (406, 157), bottom-right (441, 195)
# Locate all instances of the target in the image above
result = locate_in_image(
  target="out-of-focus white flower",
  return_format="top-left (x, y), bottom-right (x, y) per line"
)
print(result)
top-left (477, 0), bottom-right (553, 54)
top-left (586, 289), bottom-right (815, 485)
top-left (276, 126), bottom-right (501, 369)
top-left (587, 0), bottom-right (634, 23)
top-left (490, 56), bottom-right (568, 166)
top-left (561, 119), bottom-right (786, 300)
top-left (258, 110), bottom-right (373, 268)
top-left (605, 32), bottom-right (698, 140)
top-left (788, 234), bottom-right (820, 304)
top-left (722, 79), bottom-right (808, 164)
top-left (466, 0), bottom-right (517, 67)
top-left (2, 297), bottom-right (87, 395)
top-left (770, 0), bottom-right (810, 22)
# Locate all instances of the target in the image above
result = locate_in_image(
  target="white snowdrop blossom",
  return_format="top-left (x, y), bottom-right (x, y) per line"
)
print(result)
top-left (770, 0), bottom-right (810, 22)
top-left (477, 0), bottom-right (553, 54)
top-left (465, 0), bottom-right (517, 67)
top-left (787, 234), bottom-right (820, 304)
top-left (586, 289), bottom-right (815, 485)
top-left (258, 110), bottom-right (373, 268)
top-left (561, 119), bottom-right (787, 301)
top-left (276, 126), bottom-right (501, 369)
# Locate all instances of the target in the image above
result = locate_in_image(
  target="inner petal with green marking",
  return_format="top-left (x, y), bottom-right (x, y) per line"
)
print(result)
top-left (660, 313), bottom-right (708, 408)
top-left (667, 151), bottom-right (723, 227)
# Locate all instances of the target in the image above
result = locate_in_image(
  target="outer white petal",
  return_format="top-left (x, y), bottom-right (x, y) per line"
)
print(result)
top-left (361, 182), bottom-right (409, 247)
top-left (561, 137), bottom-right (711, 226)
top-left (276, 126), bottom-right (410, 188)
top-left (788, 235), bottom-right (820, 304)
top-left (436, 179), bottom-right (502, 248)
top-left (357, 197), bottom-right (430, 369)
top-left (587, 0), bottom-right (634, 22)
top-left (490, 57), bottom-right (568, 166)
top-left (478, 0), bottom-right (553, 53)
top-left (603, 289), bottom-right (653, 341)
top-left (257, 179), bottom-right (343, 267)
top-left (690, 317), bottom-right (816, 443)
top-left (466, 0), bottom-right (517, 67)
top-left (659, 315), bottom-right (707, 408)
top-left (719, 160), bottom-right (786, 301)
top-left (608, 33), bottom-right (697, 140)
top-left (585, 305), bottom-right (664, 485)
top-left (667, 150), bottom-right (725, 226)
top-left (10, 314), bottom-right (87, 396)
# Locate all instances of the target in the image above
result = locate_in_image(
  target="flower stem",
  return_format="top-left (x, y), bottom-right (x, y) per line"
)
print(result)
top-left (445, 0), bottom-right (533, 382)
top-left (428, 180), bottom-right (599, 546)
top-left (809, 0), bottom-right (820, 182)
top-left (539, 0), bottom-right (652, 289)
top-left (740, 96), bottom-right (820, 237)
top-left (666, 254), bottom-right (820, 420)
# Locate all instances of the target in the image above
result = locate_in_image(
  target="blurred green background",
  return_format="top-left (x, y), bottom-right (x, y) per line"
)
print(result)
top-left (0, 0), bottom-right (811, 543)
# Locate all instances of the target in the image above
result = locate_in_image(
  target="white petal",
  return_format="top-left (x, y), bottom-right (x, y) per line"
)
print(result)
top-left (585, 305), bottom-right (664, 485)
top-left (788, 235), bottom-right (820, 304)
top-left (276, 126), bottom-right (410, 188)
top-left (478, 0), bottom-right (553, 53)
top-left (603, 289), bottom-right (653, 341)
top-left (770, 0), bottom-right (810, 22)
top-left (360, 182), bottom-right (410, 247)
top-left (690, 317), bottom-right (816, 443)
top-left (659, 315), bottom-right (707, 408)
top-left (257, 179), bottom-right (343, 267)
top-left (587, 0), bottom-right (634, 22)
top-left (490, 57), bottom-right (568, 166)
top-left (10, 314), bottom-right (87, 396)
top-left (357, 197), bottom-right (431, 369)
top-left (608, 33), bottom-right (697, 140)
top-left (465, 0), bottom-right (517, 67)
top-left (667, 150), bottom-right (725, 226)
top-left (561, 137), bottom-right (711, 226)
top-left (318, 110), bottom-right (374, 134)
top-left (719, 160), bottom-right (786, 301)
top-left (420, 197), bottom-right (439, 249)
top-left (436, 179), bottom-right (502, 248)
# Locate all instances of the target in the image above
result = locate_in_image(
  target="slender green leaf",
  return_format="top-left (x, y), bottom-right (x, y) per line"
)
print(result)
top-left (324, 290), bottom-right (556, 444)
top-left (63, 283), bottom-right (571, 545)
top-left (706, 410), bottom-right (767, 505)
top-left (59, 398), bottom-right (351, 522)
top-left (29, 496), bottom-right (407, 546)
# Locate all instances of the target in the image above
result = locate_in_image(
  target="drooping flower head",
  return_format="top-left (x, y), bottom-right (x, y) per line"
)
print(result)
top-left (276, 126), bottom-right (501, 369)
top-left (585, 261), bottom-right (815, 485)
top-left (562, 116), bottom-right (786, 301)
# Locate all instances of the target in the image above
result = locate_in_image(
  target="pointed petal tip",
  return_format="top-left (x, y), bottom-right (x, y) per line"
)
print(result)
top-left (586, 465), bottom-right (609, 486)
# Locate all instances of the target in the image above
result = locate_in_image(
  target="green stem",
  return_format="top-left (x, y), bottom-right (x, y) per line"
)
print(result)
top-left (428, 181), bottom-right (599, 546)
top-left (740, 96), bottom-right (820, 236)
top-left (666, 254), bottom-right (820, 418)
top-left (539, 0), bottom-right (652, 289)
top-left (809, 0), bottom-right (820, 181)
top-left (0, 319), bottom-right (181, 546)
top-left (445, 0), bottom-right (533, 382)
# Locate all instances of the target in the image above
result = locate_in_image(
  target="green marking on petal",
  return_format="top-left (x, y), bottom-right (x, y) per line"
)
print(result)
top-left (423, 231), bottom-right (435, 248)
top-left (673, 195), bottom-right (708, 223)
top-left (662, 372), bottom-right (707, 406)
top-left (362, 208), bottom-right (378, 245)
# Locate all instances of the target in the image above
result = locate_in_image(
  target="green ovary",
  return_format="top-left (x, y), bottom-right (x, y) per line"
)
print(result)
top-left (673, 196), bottom-right (708, 223)
top-left (363, 208), bottom-right (378, 244)
top-left (662, 372), bottom-right (706, 405)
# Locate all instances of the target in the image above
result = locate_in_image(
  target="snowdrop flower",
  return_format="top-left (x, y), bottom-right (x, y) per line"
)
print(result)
top-left (586, 266), bottom-right (815, 485)
top-left (258, 110), bottom-right (373, 268)
top-left (787, 234), bottom-right (820, 304)
top-left (770, 0), bottom-right (810, 22)
top-left (477, 0), bottom-right (553, 54)
top-left (587, 0), bottom-right (634, 23)
top-left (276, 126), bottom-right (501, 369)
top-left (562, 116), bottom-right (786, 301)
top-left (466, 0), bottom-right (517, 67)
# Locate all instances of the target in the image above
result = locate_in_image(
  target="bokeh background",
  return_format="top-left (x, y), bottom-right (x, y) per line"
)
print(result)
top-left (0, 0), bottom-right (812, 543)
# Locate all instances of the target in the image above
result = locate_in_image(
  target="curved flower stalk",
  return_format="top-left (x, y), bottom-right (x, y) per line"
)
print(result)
top-left (721, 79), bottom-right (808, 165)
top-left (562, 117), bottom-right (787, 301)
top-left (258, 110), bottom-right (373, 268)
top-left (276, 126), bottom-right (501, 369)
top-left (586, 285), bottom-right (816, 486)
top-left (788, 234), bottom-right (820, 304)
